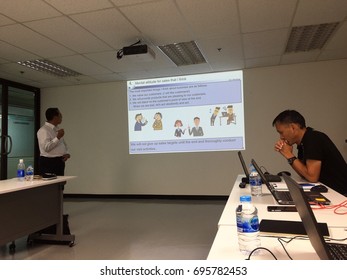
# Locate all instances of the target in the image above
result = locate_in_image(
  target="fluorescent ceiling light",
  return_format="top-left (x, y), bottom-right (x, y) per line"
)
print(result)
top-left (158, 40), bottom-right (207, 66)
top-left (17, 59), bottom-right (81, 77)
top-left (285, 22), bottom-right (340, 53)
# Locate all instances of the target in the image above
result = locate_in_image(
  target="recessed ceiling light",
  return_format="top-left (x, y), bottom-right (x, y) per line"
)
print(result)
top-left (17, 59), bottom-right (81, 77)
top-left (158, 40), bottom-right (207, 66)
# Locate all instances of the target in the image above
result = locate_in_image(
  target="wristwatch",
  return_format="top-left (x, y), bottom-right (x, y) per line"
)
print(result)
top-left (287, 156), bottom-right (297, 165)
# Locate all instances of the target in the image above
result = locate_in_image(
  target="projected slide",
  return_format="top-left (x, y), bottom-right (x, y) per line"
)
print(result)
top-left (127, 70), bottom-right (245, 154)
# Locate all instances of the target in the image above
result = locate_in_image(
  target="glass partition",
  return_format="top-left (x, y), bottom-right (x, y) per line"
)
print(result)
top-left (0, 80), bottom-right (39, 180)
top-left (7, 88), bottom-right (35, 178)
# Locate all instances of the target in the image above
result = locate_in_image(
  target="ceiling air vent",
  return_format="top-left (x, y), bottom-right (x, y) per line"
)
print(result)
top-left (285, 22), bottom-right (340, 53)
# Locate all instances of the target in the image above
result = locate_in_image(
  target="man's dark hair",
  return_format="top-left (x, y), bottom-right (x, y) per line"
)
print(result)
top-left (272, 110), bottom-right (306, 129)
top-left (135, 113), bottom-right (142, 120)
top-left (45, 108), bottom-right (60, 121)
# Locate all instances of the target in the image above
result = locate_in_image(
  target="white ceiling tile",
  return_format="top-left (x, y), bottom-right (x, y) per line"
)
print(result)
top-left (177, 0), bottom-right (240, 37)
top-left (0, 24), bottom-right (76, 58)
top-left (85, 51), bottom-right (144, 72)
top-left (85, 51), bottom-right (124, 69)
top-left (0, 14), bottom-right (15, 26)
top-left (115, 55), bottom-right (157, 70)
top-left (139, 67), bottom-right (184, 79)
top-left (0, 63), bottom-right (59, 81)
top-left (130, 58), bottom-right (177, 71)
top-left (120, 1), bottom-right (191, 45)
top-left (245, 56), bottom-right (281, 68)
top-left (50, 55), bottom-right (113, 75)
top-left (324, 21), bottom-right (347, 50)
top-left (198, 35), bottom-right (244, 64)
top-left (243, 28), bottom-right (289, 59)
top-left (70, 8), bottom-right (140, 49)
top-left (0, 0), bottom-right (346, 88)
top-left (0, 0), bottom-right (61, 22)
top-left (293, 0), bottom-right (347, 26)
top-left (318, 49), bottom-right (347, 61)
top-left (280, 51), bottom-right (320, 65)
top-left (0, 41), bottom-right (39, 62)
top-left (86, 46), bottom-right (173, 73)
top-left (63, 75), bottom-right (100, 85)
top-left (178, 63), bottom-right (213, 75)
top-left (0, 58), bottom-right (9, 64)
top-left (239, 0), bottom-right (297, 33)
top-left (210, 59), bottom-right (244, 72)
top-left (25, 17), bottom-right (112, 53)
top-left (110, 0), bottom-right (155, 7)
top-left (45, 0), bottom-right (113, 14)
top-left (0, 70), bottom-right (35, 84)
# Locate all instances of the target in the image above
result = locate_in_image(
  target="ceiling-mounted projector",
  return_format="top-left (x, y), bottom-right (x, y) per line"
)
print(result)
top-left (122, 44), bottom-right (155, 62)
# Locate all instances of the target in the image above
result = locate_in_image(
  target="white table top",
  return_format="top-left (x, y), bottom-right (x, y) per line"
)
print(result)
top-left (207, 225), bottom-right (347, 260)
top-left (218, 175), bottom-right (347, 228)
top-left (0, 176), bottom-right (77, 195)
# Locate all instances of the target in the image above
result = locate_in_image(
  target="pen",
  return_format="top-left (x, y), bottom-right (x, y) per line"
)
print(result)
top-left (299, 183), bottom-right (316, 187)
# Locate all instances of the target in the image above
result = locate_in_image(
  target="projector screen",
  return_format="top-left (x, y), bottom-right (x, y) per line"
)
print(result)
top-left (127, 70), bottom-right (245, 154)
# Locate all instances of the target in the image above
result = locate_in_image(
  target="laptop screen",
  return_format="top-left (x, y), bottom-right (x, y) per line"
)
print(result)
top-left (251, 159), bottom-right (272, 189)
top-left (238, 151), bottom-right (249, 178)
top-left (282, 174), bottom-right (331, 260)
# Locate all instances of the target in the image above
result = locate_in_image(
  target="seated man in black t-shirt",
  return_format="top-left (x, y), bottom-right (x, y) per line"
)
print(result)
top-left (272, 109), bottom-right (347, 196)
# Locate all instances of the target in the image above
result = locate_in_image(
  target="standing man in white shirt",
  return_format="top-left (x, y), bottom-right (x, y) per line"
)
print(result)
top-left (37, 108), bottom-right (70, 176)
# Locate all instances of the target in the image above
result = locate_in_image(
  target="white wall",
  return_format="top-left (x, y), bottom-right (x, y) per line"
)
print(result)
top-left (41, 59), bottom-right (347, 195)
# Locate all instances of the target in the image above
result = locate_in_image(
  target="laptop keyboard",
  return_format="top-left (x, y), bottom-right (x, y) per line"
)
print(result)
top-left (276, 191), bottom-right (293, 201)
top-left (327, 243), bottom-right (347, 260)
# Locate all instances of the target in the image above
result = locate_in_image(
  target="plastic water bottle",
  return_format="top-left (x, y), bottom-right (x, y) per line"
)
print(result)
top-left (26, 165), bottom-right (34, 181)
top-left (17, 159), bottom-right (26, 181)
top-left (249, 164), bottom-right (262, 196)
top-left (236, 195), bottom-right (261, 255)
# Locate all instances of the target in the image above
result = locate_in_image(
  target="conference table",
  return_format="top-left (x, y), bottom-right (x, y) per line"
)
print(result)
top-left (0, 176), bottom-right (76, 251)
top-left (208, 175), bottom-right (347, 260)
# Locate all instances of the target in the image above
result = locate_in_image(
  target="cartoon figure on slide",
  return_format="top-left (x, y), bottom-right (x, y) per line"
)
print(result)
top-left (152, 112), bottom-right (163, 130)
top-left (188, 117), bottom-right (204, 137)
top-left (134, 113), bottom-right (148, 131)
top-left (210, 106), bottom-right (220, 126)
top-left (226, 105), bottom-right (235, 125)
top-left (174, 120), bottom-right (186, 137)
top-left (219, 105), bottom-right (236, 125)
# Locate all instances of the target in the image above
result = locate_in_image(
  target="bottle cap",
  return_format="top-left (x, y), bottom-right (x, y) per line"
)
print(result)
top-left (240, 195), bottom-right (251, 202)
top-left (19, 159), bottom-right (24, 163)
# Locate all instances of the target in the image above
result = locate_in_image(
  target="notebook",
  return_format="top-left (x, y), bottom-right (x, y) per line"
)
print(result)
top-left (251, 159), bottom-right (331, 205)
top-left (237, 151), bottom-right (281, 183)
top-left (283, 174), bottom-right (347, 260)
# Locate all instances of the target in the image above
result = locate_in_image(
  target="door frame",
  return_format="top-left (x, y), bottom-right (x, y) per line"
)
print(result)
top-left (0, 78), bottom-right (40, 180)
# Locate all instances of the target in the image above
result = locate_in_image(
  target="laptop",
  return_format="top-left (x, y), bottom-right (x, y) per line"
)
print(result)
top-left (251, 159), bottom-right (331, 206)
top-left (283, 174), bottom-right (347, 260)
top-left (238, 151), bottom-right (281, 183)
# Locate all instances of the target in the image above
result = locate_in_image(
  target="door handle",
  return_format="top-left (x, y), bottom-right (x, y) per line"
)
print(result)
top-left (1, 135), bottom-right (12, 155)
